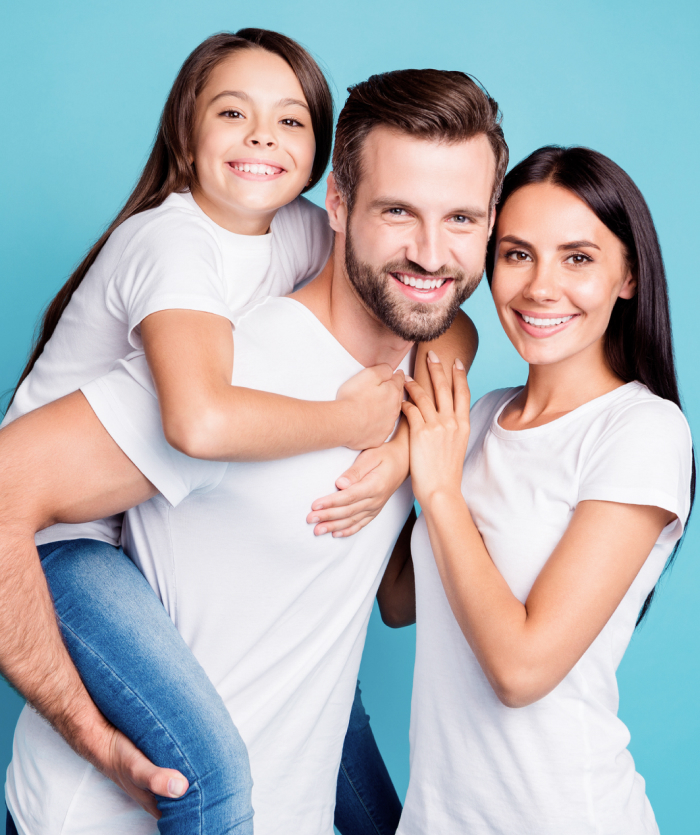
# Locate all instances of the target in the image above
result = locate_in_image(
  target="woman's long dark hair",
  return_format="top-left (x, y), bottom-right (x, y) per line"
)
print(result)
top-left (485, 146), bottom-right (696, 624)
top-left (10, 29), bottom-right (333, 406)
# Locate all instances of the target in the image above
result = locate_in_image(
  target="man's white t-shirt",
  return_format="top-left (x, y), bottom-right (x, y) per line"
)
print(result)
top-left (6, 296), bottom-right (415, 835)
top-left (2, 192), bottom-right (332, 545)
top-left (399, 382), bottom-right (693, 835)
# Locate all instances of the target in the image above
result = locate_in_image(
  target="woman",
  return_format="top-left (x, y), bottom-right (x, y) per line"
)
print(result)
top-left (379, 146), bottom-right (695, 833)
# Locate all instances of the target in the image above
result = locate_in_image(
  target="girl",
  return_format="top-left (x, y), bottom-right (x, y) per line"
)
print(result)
top-left (4, 29), bottom-right (468, 835)
top-left (380, 146), bottom-right (695, 833)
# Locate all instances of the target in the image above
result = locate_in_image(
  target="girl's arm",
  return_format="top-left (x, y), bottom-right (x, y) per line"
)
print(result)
top-left (141, 309), bottom-right (404, 461)
top-left (376, 507), bottom-right (417, 628)
top-left (306, 310), bottom-right (478, 537)
top-left (403, 359), bottom-right (675, 708)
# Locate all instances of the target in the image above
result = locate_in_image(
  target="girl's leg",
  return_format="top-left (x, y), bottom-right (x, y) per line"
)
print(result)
top-left (39, 539), bottom-right (253, 835)
top-left (6, 809), bottom-right (19, 835)
top-left (334, 682), bottom-right (402, 835)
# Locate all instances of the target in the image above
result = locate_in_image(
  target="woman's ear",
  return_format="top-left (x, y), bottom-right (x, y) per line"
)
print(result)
top-left (618, 269), bottom-right (637, 300)
top-left (325, 172), bottom-right (348, 235)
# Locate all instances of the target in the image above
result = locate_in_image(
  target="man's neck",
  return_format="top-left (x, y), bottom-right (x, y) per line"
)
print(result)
top-left (291, 244), bottom-right (414, 370)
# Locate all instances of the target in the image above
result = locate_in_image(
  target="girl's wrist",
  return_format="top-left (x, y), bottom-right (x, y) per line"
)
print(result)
top-left (417, 485), bottom-right (465, 517)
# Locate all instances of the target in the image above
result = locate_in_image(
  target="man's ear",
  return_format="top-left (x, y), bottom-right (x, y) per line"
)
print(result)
top-left (618, 269), bottom-right (637, 300)
top-left (487, 206), bottom-right (496, 240)
top-left (325, 172), bottom-right (348, 234)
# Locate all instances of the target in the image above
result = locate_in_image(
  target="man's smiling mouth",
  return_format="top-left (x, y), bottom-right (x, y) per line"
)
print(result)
top-left (390, 271), bottom-right (451, 291)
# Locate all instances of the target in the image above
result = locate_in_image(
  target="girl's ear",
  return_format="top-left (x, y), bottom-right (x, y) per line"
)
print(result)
top-left (325, 172), bottom-right (348, 234)
top-left (618, 269), bottom-right (637, 300)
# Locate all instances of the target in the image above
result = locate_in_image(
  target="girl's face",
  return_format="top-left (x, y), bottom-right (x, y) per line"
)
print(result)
top-left (190, 48), bottom-right (316, 234)
top-left (490, 182), bottom-right (636, 370)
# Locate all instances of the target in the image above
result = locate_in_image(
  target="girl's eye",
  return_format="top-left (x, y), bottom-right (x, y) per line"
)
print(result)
top-left (280, 118), bottom-right (303, 127)
top-left (505, 249), bottom-right (531, 262)
top-left (566, 253), bottom-right (592, 265)
top-left (220, 109), bottom-right (244, 119)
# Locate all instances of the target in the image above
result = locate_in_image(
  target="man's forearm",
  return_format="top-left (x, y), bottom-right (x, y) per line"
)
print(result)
top-left (0, 525), bottom-right (116, 765)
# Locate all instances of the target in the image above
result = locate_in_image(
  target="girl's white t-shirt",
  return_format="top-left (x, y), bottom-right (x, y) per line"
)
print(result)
top-left (399, 382), bottom-right (693, 835)
top-left (1, 192), bottom-right (333, 545)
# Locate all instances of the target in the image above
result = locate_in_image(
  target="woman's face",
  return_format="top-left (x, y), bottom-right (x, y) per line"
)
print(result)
top-left (490, 182), bottom-right (636, 369)
top-left (189, 48), bottom-right (316, 234)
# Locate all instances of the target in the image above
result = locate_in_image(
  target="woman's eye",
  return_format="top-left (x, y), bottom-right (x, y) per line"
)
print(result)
top-left (505, 250), bottom-right (531, 262)
top-left (566, 253), bottom-right (592, 265)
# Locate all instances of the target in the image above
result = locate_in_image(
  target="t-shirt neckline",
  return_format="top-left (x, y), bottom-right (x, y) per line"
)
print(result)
top-left (175, 191), bottom-right (274, 249)
top-left (491, 381), bottom-right (641, 440)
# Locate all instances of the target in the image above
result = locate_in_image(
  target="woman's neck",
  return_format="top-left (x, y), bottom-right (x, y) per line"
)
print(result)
top-left (499, 339), bottom-right (627, 431)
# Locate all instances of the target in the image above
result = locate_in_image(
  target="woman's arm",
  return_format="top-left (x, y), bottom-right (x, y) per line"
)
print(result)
top-left (376, 507), bottom-right (417, 628)
top-left (305, 310), bottom-right (478, 537)
top-left (403, 359), bottom-right (674, 708)
top-left (141, 309), bottom-right (404, 460)
top-left (0, 393), bottom-right (187, 816)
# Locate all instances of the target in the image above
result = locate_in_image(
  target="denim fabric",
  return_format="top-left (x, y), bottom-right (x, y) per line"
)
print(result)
top-left (39, 539), bottom-right (254, 835)
top-left (6, 810), bottom-right (18, 835)
top-left (335, 683), bottom-right (403, 835)
top-left (35, 539), bottom-right (400, 835)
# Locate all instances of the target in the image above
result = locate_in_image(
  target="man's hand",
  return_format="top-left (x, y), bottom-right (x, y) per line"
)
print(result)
top-left (0, 392), bottom-right (186, 814)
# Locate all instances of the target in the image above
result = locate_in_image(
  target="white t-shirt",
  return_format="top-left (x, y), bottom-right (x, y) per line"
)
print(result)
top-left (399, 382), bottom-right (693, 835)
top-left (6, 296), bottom-right (415, 835)
top-left (1, 192), bottom-right (333, 545)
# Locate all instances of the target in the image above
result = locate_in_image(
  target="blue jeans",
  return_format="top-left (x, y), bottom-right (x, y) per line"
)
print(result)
top-left (20, 539), bottom-right (400, 834)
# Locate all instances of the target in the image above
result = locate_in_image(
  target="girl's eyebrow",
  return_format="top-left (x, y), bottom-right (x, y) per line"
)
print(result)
top-left (208, 91), bottom-right (309, 111)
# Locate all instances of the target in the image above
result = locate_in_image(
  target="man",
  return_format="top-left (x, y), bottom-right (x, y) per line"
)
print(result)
top-left (0, 69), bottom-right (507, 832)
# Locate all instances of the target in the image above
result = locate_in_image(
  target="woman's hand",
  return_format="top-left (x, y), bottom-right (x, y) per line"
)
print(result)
top-left (307, 439), bottom-right (409, 537)
top-left (402, 351), bottom-right (471, 509)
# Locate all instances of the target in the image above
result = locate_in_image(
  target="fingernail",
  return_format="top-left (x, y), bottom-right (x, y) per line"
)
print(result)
top-left (336, 477), bottom-right (351, 489)
top-left (316, 526), bottom-right (327, 536)
top-left (454, 358), bottom-right (465, 370)
top-left (309, 516), bottom-right (320, 524)
top-left (333, 531), bottom-right (343, 538)
top-left (404, 375), bottom-right (414, 382)
top-left (168, 778), bottom-right (187, 798)
top-left (428, 350), bottom-right (439, 363)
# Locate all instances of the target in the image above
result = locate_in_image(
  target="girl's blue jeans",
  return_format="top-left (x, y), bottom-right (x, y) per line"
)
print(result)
top-left (8, 539), bottom-right (402, 835)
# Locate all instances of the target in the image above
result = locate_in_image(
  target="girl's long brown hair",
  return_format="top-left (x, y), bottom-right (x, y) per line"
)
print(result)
top-left (10, 29), bottom-right (333, 406)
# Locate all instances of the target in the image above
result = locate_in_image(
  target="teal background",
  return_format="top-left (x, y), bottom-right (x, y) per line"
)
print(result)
top-left (1, 0), bottom-right (698, 829)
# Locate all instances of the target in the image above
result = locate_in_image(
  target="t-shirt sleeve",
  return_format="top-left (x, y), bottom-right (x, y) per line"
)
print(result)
top-left (296, 198), bottom-right (334, 286)
top-left (109, 211), bottom-right (234, 350)
top-left (81, 354), bottom-right (227, 506)
top-left (578, 398), bottom-right (693, 540)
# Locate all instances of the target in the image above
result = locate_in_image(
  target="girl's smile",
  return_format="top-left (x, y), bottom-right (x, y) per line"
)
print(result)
top-left (189, 48), bottom-right (316, 235)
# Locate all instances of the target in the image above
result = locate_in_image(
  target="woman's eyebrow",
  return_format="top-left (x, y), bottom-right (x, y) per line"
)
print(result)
top-left (499, 235), bottom-right (531, 247)
top-left (558, 240), bottom-right (600, 251)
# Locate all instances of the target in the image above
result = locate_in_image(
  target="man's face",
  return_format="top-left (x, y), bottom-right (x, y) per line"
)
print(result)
top-left (339, 127), bottom-right (496, 341)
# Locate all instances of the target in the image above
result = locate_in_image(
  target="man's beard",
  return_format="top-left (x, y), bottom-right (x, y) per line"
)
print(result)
top-left (344, 227), bottom-right (483, 342)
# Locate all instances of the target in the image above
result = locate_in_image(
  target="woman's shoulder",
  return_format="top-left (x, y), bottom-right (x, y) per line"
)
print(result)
top-left (597, 382), bottom-right (691, 444)
top-left (470, 387), bottom-right (522, 431)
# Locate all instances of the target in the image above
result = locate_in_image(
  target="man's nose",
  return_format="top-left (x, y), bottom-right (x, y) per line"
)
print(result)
top-left (405, 224), bottom-right (450, 274)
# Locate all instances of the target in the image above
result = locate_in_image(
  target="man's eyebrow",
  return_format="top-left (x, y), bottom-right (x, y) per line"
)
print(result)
top-left (368, 198), bottom-right (488, 219)
top-left (208, 91), bottom-right (309, 111)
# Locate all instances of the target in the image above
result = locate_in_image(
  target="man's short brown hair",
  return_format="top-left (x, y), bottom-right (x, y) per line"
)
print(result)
top-left (332, 69), bottom-right (508, 213)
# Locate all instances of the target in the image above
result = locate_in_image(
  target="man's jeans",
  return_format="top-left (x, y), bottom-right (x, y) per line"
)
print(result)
top-left (5, 539), bottom-right (401, 834)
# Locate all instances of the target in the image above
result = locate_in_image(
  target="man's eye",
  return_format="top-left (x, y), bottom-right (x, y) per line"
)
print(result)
top-left (387, 208), bottom-right (409, 216)
top-left (451, 215), bottom-right (470, 224)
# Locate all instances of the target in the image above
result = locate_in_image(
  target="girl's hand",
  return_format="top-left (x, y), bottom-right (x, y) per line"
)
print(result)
top-left (336, 364), bottom-right (405, 451)
top-left (402, 352), bottom-right (471, 509)
top-left (307, 442), bottom-right (408, 537)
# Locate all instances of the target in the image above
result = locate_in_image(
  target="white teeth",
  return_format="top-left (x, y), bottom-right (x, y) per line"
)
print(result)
top-left (233, 163), bottom-right (280, 175)
top-left (396, 274), bottom-right (445, 290)
top-left (522, 314), bottom-right (574, 327)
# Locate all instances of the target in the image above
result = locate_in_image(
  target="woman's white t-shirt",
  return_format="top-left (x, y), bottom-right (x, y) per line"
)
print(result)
top-left (1, 191), bottom-right (332, 545)
top-left (399, 382), bottom-right (693, 835)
